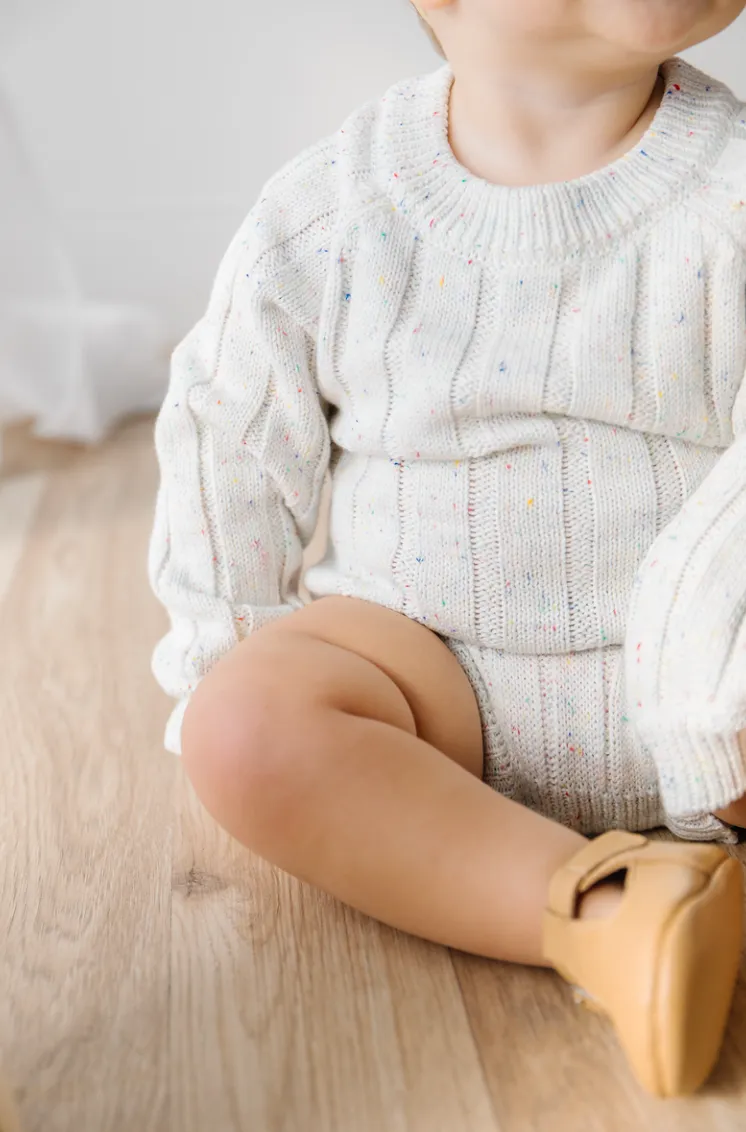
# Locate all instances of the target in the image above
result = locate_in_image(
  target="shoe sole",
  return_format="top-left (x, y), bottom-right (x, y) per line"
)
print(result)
top-left (649, 855), bottom-right (743, 1097)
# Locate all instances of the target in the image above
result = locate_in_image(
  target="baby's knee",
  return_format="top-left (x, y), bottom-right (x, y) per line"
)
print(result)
top-left (181, 640), bottom-right (316, 844)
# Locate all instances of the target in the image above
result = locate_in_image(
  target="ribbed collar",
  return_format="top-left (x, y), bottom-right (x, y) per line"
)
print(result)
top-left (379, 56), bottom-right (741, 261)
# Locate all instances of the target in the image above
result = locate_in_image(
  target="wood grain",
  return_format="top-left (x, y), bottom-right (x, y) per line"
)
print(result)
top-left (0, 473), bottom-right (46, 604)
top-left (2, 416), bottom-right (746, 1131)
top-left (171, 771), bottom-right (498, 1132)
top-left (0, 420), bottom-right (174, 1132)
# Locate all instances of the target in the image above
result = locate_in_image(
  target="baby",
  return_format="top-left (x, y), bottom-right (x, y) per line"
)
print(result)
top-left (149, 0), bottom-right (746, 1097)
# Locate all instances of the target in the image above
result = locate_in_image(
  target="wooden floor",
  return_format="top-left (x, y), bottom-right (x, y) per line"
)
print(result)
top-left (2, 415), bottom-right (746, 1132)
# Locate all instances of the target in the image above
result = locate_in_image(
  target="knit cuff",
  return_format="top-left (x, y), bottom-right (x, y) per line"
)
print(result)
top-left (665, 811), bottom-right (739, 846)
top-left (640, 721), bottom-right (746, 818)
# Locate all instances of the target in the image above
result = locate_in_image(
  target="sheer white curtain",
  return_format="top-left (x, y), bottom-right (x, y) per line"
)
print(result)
top-left (0, 1), bottom-right (168, 445)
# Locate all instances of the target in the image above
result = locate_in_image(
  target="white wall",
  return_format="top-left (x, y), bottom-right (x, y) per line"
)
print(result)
top-left (2, 2), bottom-right (745, 346)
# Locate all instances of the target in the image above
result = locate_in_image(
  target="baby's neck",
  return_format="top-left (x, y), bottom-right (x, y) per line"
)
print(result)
top-left (448, 64), bottom-right (665, 188)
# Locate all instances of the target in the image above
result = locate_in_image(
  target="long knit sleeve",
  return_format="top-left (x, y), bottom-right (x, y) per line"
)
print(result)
top-left (625, 375), bottom-right (746, 817)
top-left (148, 155), bottom-right (335, 754)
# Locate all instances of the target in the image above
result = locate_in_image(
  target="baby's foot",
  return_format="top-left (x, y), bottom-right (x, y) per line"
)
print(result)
top-left (543, 831), bottom-right (743, 1097)
top-left (577, 874), bottom-right (625, 920)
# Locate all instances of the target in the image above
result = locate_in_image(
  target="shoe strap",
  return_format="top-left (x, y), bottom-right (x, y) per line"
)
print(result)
top-left (547, 831), bottom-right (648, 918)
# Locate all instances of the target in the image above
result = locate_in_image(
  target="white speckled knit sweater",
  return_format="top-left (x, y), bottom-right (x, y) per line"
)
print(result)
top-left (149, 56), bottom-right (746, 823)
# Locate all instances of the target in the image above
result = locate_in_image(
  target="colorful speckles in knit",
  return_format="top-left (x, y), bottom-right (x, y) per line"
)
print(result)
top-left (149, 56), bottom-right (746, 838)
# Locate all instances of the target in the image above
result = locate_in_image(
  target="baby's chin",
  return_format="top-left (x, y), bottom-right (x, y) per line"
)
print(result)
top-left (586, 0), bottom-right (737, 55)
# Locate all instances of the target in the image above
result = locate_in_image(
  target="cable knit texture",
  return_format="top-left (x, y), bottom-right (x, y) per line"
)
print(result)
top-left (149, 56), bottom-right (746, 829)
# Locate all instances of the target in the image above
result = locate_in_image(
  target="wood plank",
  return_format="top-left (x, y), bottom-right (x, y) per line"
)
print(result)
top-left (0, 420), bottom-right (175, 1132)
top-left (4, 415), bottom-right (746, 1131)
top-left (0, 420), bottom-right (86, 480)
top-left (171, 772), bottom-right (499, 1132)
top-left (0, 474), bottom-right (47, 604)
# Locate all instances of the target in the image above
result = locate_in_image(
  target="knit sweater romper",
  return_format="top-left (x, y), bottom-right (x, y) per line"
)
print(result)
top-left (149, 56), bottom-right (746, 842)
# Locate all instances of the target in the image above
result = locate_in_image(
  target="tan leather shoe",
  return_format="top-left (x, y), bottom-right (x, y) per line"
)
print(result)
top-left (543, 830), bottom-right (743, 1097)
top-left (0, 1073), bottom-right (21, 1132)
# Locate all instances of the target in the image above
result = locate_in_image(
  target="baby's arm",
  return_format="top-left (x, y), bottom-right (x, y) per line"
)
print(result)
top-left (148, 157), bottom-right (334, 755)
top-left (625, 375), bottom-right (746, 819)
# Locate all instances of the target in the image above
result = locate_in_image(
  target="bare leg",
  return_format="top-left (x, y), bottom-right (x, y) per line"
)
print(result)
top-left (181, 598), bottom-right (614, 966)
